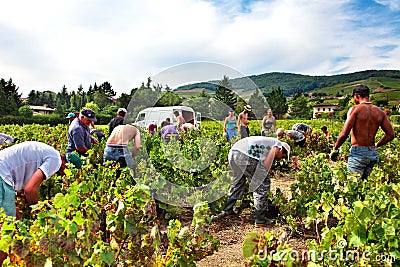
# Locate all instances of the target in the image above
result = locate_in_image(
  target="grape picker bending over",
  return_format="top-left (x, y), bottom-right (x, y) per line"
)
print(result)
top-left (212, 136), bottom-right (290, 227)
top-left (0, 141), bottom-right (69, 265)
top-left (291, 123), bottom-right (312, 137)
top-left (66, 108), bottom-right (98, 168)
top-left (331, 84), bottom-right (394, 179)
top-left (103, 124), bottom-right (141, 180)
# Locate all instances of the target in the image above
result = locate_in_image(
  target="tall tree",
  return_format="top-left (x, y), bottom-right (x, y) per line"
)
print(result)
top-left (214, 75), bottom-right (236, 109)
top-left (248, 88), bottom-right (269, 120)
top-left (117, 88), bottom-right (137, 108)
top-left (0, 78), bottom-right (22, 116)
top-left (156, 92), bottom-right (182, 107)
top-left (28, 90), bottom-right (38, 105)
top-left (289, 93), bottom-right (311, 119)
top-left (87, 85), bottom-right (94, 102)
top-left (267, 87), bottom-right (288, 119)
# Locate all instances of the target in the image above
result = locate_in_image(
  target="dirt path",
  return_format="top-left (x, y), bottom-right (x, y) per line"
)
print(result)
top-left (196, 174), bottom-right (309, 267)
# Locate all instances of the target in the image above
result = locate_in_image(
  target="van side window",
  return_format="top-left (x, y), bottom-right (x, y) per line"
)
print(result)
top-left (137, 113), bottom-right (145, 121)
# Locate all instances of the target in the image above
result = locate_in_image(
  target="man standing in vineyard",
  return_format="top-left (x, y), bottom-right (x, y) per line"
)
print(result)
top-left (0, 141), bottom-right (68, 265)
top-left (237, 105), bottom-right (252, 138)
top-left (66, 108), bottom-right (98, 168)
top-left (331, 84), bottom-right (394, 179)
top-left (173, 111), bottom-right (186, 131)
top-left (109, 108), bottom-right (127, 135)
top-left (212, 136), bottom-right (290, 227)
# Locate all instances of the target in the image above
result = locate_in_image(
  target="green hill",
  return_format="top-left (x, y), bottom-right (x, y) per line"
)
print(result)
top-left (174, 69), bottom-right (400, 105)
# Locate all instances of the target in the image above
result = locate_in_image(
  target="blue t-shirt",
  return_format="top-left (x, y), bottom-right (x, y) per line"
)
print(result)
top-left (66, 119), bottom-right (92, 154)
top-left (159, 125), bottom-right (179, 136)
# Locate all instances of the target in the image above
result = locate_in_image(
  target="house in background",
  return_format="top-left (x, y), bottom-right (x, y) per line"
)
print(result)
top-left (313, 103), bottom-right (339, 119)
top-left (29, 105), bottom-right (55, 115)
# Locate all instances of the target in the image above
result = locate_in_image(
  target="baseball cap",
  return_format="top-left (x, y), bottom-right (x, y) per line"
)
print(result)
top-left (81, 108), bottom-right (97, 122)
top-left (229, 108), bottom-right (234, 112)
top-left (66, 113), bottom-right (75, 119)
top-left (352, 84), bottom-right (370, 96)
top-left (281, 142), bottom-right (291, 160)
top-left (244, 105), bottom-right (252, 111)
top-left (117, 108), bottom-right (127, 114)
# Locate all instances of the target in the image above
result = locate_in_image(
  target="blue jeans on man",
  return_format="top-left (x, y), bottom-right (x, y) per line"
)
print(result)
top-left (347, 146), bottom-right (379, 180)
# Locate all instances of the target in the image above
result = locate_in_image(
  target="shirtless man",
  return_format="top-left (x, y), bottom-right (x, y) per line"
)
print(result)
top-left (103, 124), bottom-right (141, 179)
top-left (331, 84), bottom-right (394, 179)
top-left (173, 111), bottom-right (186, 131)
top-left (237, 105), bottom-right (252, 138)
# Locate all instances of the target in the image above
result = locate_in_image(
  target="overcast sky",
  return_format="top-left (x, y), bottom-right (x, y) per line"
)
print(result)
top-left (1, 0), bottom-right (399, 97)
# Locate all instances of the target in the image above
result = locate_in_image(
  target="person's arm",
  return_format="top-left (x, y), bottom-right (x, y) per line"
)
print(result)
top-left (23, 169), bottom-right (45, 205)
top-left (223, 117), bottom-right (228, 132)
top-left (273, 116), bottom-right (276, 131)
top-left (376, 115), bottom-right (395, 147)
top-left (91, 135), bottom-right (99, 144)
top-left (237, 113), bottom-right (242, 128)
top-left (334, 107), bottom-right (355, 150)
top-left (262, 146), bottom-right (279, 171)
top-left (261, 117), bottom-right (266, 131)
top-left (131, 132), bottom-right (141, 157)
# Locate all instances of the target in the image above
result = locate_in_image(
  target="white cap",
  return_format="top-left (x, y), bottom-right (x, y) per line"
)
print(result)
top-left (117, 108), bottom-right (127, 114)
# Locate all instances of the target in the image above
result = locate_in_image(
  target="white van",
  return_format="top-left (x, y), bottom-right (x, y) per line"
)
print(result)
top-left (133, 106), bottom-right (201, 128)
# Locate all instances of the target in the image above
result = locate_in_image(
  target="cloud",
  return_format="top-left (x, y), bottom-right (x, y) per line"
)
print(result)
top-left (0, 0), bottom-right (399, 96)
top-left (374, 0), bottom-right (400, 11)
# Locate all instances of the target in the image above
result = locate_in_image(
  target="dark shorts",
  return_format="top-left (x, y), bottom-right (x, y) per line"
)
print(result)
top-left (239, 126), bottom-right (249, 138)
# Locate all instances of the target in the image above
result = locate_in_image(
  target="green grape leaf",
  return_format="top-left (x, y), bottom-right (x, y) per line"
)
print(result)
top-left (243, 231), bottom-right (261, 258)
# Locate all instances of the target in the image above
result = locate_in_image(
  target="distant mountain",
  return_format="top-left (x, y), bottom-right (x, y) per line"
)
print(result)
top-left (175, 69), bottom-right (400, 97)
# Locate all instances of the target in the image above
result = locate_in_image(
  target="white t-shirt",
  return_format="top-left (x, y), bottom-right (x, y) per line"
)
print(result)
top-left (231, 136), bottom-right (283, 162)
top-left (0, 141), bottom-right (61, 191)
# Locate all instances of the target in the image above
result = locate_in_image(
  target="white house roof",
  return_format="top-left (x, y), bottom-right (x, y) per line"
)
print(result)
top-left (29, 105), bottom-right (55, 111)
top-left (314, 103), bottom-right (339, 107)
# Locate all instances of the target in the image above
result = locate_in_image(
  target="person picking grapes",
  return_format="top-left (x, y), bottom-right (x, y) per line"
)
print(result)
top-left (212, 136), bottom-right (290, 227)
top-left (0, 141), bottom-right (68, 264)
top-left (331, 84), bottom-right (394, 179)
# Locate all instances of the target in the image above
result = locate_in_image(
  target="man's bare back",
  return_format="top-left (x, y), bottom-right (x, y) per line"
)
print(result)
top-left (348, 103), bottom-right (389, 146)
top-left (334, 86), bottom-right (394, 150)
top-left (332, 84), bottom-right (394, 179)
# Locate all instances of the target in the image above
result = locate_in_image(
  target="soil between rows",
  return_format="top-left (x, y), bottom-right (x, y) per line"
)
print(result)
top-left (195, 173), bottom-right (311, 267)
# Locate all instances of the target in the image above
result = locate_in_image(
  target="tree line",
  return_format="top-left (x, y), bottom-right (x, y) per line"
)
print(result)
top-left (0, 74), bottom-right (352, 121)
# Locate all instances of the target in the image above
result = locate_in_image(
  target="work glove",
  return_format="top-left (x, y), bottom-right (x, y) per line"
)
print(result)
top-left (329, 148), bottom-right (340, 162)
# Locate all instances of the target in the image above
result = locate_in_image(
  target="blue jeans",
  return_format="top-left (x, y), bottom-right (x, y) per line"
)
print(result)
top-left (347, 146), bottom-right (379, 180)
top-left (0, 177), bottom-right (16, 216)
top-left (103, 146), bottom-right (134, 169)
top-left (226, 129), bottom-right (237, 141)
